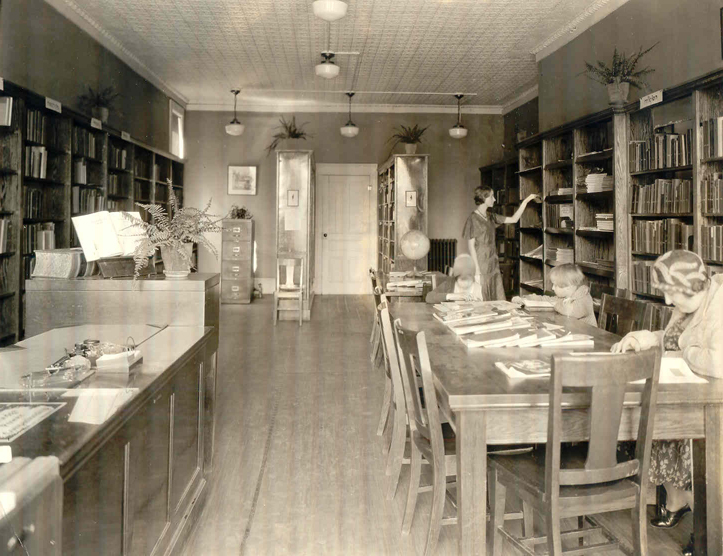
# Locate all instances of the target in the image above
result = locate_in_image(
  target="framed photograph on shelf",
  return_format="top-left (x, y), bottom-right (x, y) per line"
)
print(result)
top-left (228, 166), bottom-right (257, 195)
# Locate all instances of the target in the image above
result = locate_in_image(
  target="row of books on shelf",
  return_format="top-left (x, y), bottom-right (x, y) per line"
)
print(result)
top-left (0, 145), bottom-right (14, 171)
top-left (73, 159), bottom-right (90, 185)
top-left (595, 213), bottom-right (613, 231)
top-left (25, 108), bottom-right (61, 146)
top-left (23, 188), bottom-right (43, 219)
top-left (631, 219), bottom-right (693, 255)
top-left (108, 174), bottom-right (127, 195)
top-left (702, 116), bottom-right (723, 159)
top-left (22, 223), bottom-right (55, 254)
top-left (0, 97), bottom-right (12, 127)
top-left (701, 174), bottom-right (723, 213)
top-left (0, 258), bottom-right (10, 291)
top-left (545, 204), bottom-right (573, 228)
top-left (72, 127), bottom-right (99, 159)
top-left (134, 159), bottom-right (150, 179)
top-left (71, 186), bottom-right (105, 214)
top-left (24, 146), bottom-right (48, 179)
top-left (630, 179), bottom-right (693, 214)
top-left (107, 198), bottom-right (125, 211)
top-left (134, 183), bottom-right (151, 201)
top-left (108, 144), bottom-right (128, 170)
top-left (629, 129), bottom-right (693, 172)
top-left (0, 219), bottom-right (10, 253)
top-left (631, 260), bottom-right (665, 297)
top-left (700, 225), bottom-right (723, 263)
top-left (546, 247), bottom-right (573, 263)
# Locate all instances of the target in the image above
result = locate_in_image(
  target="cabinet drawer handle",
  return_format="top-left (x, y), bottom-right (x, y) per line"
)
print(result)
top-left (7, 524), bottom-right (35, 552)
top-left (232, 266), bottom-right (240, 272)
top-left (233, 247), bottom-right (240, 253)
top-left (232, 286), bottom-right (239, 292)
top-left (232, 227), bottom-right (241, 233)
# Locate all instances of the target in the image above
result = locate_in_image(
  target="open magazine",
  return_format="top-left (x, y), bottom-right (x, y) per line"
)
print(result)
top-left (71, 211), bottom-right (145, 262)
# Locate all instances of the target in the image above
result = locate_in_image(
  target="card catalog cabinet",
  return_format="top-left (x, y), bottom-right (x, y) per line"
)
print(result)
top-left (221, 219), bottom-right (254, 303)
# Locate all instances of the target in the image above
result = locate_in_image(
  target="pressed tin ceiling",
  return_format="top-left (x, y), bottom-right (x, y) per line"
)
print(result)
top-left (45, 0), bottom-right (629, 112)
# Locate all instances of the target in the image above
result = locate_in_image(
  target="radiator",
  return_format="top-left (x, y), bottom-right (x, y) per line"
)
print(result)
top-left (427, 239), bottom-right (457, 273)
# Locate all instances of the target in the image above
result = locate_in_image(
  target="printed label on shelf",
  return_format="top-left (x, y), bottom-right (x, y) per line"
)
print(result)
top-left (45, 97), bottom-right (62, 113)
top-left (121, 131), bottom-right (131, 141)
top-left (90, 117), bottom-right (103, 130)
top-left (640, 90), bottom-right (663, 109)
top-left (0, 78), bottom-right (4, 91)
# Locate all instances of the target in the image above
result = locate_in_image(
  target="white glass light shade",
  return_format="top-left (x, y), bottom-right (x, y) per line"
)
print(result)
top-left (315, 61), bottom-right (340, 79)
top-left (312, 0), bottom-right (348, 22)
top-left (449, 124), bottom-right (468, 139)
top-left (225, 122), bottom-right (245, 136)
top-left (340, 123), bottom-right (359, 138)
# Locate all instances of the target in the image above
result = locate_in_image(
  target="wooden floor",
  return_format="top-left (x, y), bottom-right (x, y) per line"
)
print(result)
top-left (181, 295), bottom-right (690, 556)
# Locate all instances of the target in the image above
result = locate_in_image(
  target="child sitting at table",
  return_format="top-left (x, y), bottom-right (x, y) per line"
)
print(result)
top-left (549, 263), bottom-right (597, 327)
top-left (425, 254), bottom-right (484, 303)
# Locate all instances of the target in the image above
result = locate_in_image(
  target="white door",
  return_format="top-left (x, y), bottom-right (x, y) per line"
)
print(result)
top-left (316, 165), bottom-right (376, 294)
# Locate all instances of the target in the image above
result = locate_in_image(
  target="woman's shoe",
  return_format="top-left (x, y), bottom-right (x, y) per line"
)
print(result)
top-left (650, 503), bottom-right (691, 528)
top-left (682, 533), bottom-right (694, 556)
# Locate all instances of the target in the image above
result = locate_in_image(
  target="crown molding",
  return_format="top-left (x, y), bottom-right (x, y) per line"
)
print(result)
top-left (187, 101), bottom-right (503, 115)
top-left (43, 0), bottom-right (189, 105)
top-left (501, 85), bottom-right (539, 115)
top-left (532, 0), bottom-right (631, 63)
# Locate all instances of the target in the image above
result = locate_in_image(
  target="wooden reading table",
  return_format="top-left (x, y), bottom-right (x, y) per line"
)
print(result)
top-left (391, 303), bottom-right (723, 556)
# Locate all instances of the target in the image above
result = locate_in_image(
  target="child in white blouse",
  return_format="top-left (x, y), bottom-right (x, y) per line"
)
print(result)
top-left (549, 264), bottom-right (597, 327)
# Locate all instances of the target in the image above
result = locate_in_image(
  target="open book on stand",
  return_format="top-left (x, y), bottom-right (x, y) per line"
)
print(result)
top-left (72, 211), bottom-right (145, 262)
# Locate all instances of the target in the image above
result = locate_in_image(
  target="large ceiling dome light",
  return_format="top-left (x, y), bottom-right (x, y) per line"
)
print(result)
top-left (312, 0), bottom-right (348, 22)
top-left (315, 52), bottom-right (340, 79)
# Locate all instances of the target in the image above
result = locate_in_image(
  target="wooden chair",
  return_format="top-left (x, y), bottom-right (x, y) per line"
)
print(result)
top-left (369, 272), bottom-right (383, 365)
top-left (590, 284), bottom-right (630, 316)
top-left (488, 349), bottom-right (661, 556)
top-left (274, 258), bottom-right (303, 326)
top-left (597, 293), bottom-right (647, 335)
top-left (394, 322), bottom-right (533, 556)
top-left (376, 292), bottom-right (393, 439)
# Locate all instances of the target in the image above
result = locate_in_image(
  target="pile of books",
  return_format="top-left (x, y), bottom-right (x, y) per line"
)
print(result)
top-left (462, 322), bottom-right (594, 349)
top-left (24, 145), bottom-right (47, 179)
top-left (511, 294), bottom-right (556, 310)
top-left (546, 247), bottom-right (573, 263)
top-left (0, 97), bottom-right (12, 127)
top-left (553, 187), bottom-right (573, 196)
top-left (583, 173), bottom-right (614, 192)
top-left (595, 213), bottom-right (614, 231)
top-left (631, 218), bottom-right (693, 254)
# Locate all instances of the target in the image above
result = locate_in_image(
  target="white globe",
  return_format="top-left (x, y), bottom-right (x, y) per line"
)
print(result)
top-left (400, 230), bottom-right (430, 262)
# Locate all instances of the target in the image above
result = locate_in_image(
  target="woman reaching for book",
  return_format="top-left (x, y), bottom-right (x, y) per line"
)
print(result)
top-left (611, 250), bottom-right (723, 555)
top-left (463, 186), bottom-right (540, 300)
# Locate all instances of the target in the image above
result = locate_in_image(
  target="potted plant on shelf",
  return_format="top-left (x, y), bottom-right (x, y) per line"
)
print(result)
top-left (229, 205), bottom-right (253, 220)
top-left (583, 43), bottom-right (658, 105)
top-left (123, 181), bottom-right (222, 280)
top-left (389, 124), bottom-right (429, 154)
top-left (266, 116), bottom-right (312, 155)
top-left (78, 86), bottom-right (120, 123)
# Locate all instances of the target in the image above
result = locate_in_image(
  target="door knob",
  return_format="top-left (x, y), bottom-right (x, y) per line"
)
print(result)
top-left (323, 233), bottom-right (327, 238)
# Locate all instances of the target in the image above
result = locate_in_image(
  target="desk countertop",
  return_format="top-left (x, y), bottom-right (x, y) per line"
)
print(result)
top-left (26, 273), bottom-right (220, 291)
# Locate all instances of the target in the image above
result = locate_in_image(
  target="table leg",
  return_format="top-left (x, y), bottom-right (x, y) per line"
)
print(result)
top-left (456, 410), bottom-right (487, 556)
top-left (699, 405), bottom-right (723, 556)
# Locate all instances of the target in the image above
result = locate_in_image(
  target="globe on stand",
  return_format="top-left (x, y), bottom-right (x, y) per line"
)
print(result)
top-left (399, 230), bottom-right (430, 278)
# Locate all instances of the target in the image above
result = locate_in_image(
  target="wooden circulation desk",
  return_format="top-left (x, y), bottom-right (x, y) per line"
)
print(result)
top-left (0, 324), bottom-right (217, 555)
top-left (391, 304), bottom-right (723, 556)
top-left (25, 273), bottom-right (220, 340)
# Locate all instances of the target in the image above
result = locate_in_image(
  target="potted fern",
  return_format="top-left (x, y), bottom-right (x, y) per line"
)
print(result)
top-left (266, 116), bottom-right (312, 155)
top-left (389, 124), bottom-right (429, 154)
top-left (584, 43), bottom-right (658, 105)
top-left (78, 86), bottom-right (119, 123)
top-left (123, 181), bottom-right (222, 279)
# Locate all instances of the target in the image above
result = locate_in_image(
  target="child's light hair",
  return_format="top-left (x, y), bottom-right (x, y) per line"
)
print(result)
top-left (549, 263), bottom-right (585, 288)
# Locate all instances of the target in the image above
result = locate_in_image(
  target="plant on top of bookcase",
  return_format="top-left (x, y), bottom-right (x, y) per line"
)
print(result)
top-left (389, 124), bottom-right (429, 154)
top-left (265, 116), bottom-right (312, 155)
top-left (583, 43), bottom-right (658, 105)
top-left (77, 86), bottom-right (120, 123)
top-left (123, 181), bottom-right (222, 279)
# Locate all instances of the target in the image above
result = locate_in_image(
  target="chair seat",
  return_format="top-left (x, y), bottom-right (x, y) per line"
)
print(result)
top-left (277, 290), bottom-right (302, 299)
top-left (489, 447), bottom-right (639, 518)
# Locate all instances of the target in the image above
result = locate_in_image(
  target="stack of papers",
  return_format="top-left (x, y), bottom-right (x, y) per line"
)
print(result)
top-left (495, 360), bottom-right (551, 379)
top-left (511, 294), bottom-right (557, 310)
top-left (386, 279), bottom-right (425, 291)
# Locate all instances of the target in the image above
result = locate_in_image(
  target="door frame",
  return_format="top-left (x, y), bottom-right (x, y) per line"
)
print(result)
top-left (315, 163), bottom-right (378, 295)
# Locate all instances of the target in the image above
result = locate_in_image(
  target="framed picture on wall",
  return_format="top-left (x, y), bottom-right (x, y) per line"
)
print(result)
top-left (287, 189), bottom-right (299, 207)
top-left (228, 166), bottom-right (257, 195)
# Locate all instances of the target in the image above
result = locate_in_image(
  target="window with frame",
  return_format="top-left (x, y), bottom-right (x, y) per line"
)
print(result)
top-left (169, 99), bottom-right (185, 159)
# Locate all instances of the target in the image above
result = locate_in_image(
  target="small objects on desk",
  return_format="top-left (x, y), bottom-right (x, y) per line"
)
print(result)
top-left (495, 360), bottom-right (551, 379)
top-left (511, 294), bottom-right (557, 310)
top-left (95, 350), bottom-right (143, 373)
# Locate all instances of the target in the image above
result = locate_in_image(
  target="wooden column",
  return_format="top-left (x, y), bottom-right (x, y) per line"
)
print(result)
top-left (612, 107), bottom-right (629, 290)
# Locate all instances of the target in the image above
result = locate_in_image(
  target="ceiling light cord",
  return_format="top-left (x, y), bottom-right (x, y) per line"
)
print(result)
top-left (225, 89), bottom-right (245, 136)
top-left (340, 91), bottom-right (359, 138)
top-left (449, 93), bottom-right (468, 139)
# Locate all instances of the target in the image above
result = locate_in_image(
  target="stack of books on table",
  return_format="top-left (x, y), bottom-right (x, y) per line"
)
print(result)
top-left (511, 294), bottom-right (556, 310)
top-left (461, 321), bottom-right (594, 349)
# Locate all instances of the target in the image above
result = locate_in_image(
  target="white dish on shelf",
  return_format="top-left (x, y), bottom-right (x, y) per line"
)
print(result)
top-left (163, 270), bottom-right (189, 280)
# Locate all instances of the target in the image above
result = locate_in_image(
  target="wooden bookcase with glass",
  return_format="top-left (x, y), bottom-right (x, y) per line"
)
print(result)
top-left (71, 121), bottom-right (107, 246)
top-left (573, 117), bottom-right (617, 291)
top-left (628, 94), bottom-right (695, 301)
top-left (542, 130), bottom-right (574, 291)
top-left (517, 139), bottom-right (544, 293)
top-left (107, 135), bottom-right (134, 213)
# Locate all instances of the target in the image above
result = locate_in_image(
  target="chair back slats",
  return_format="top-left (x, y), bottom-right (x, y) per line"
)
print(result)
top-left (394, 322), bottom-right (435, 442)
top-left (277, 258), bottom-right (303, 290)
top-left (369, 268), bottom-right (378, 294)
top-left (547, 350), bottom-right (661, 492)
top-left (597, 293), bottom-right (647, 335)
top-left (378, 304), bottom-right (407, 423)
top-left (373, 285), bottom-right (383, 312)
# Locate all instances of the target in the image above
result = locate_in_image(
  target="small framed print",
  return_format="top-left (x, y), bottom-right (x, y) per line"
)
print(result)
top-left (405, 190), bottom-right (417, 207)
top-left (287, 189), bottom-right (299, 207)
top-left (228, 165), bottom-right (257, 195)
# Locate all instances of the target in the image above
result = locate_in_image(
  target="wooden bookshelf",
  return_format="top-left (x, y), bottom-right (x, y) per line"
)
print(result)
top-left (517, 138), bottom-right (543, 294)
top-left (0, 79), bottom-right (184, 339)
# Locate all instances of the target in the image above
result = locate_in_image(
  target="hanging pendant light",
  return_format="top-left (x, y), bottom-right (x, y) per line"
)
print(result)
top-left (449, 94), bottom-right (468, 139)
top-left (312, 0), bottom-right (348, 22)
top-left (315, 52), bottom-right (340, 79)
top-left (340, 92), bottom-right (359, 138)
top-left (225, 89), bottom-right (244, 136)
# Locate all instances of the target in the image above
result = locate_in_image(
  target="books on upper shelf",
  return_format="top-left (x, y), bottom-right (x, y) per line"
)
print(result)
top-left (546, 204), bottom-right (573, 228)
top-left (629, 129), bottom-right (693, 172)
top-left (0, 219), bottom-right (10, 253)
top-left (109, 144), bottom-right (128, 170)
top-left (72, 211), bottom-right (144, 262)
top-left (631, 260), bottom-right (665, 296)
top-left (0, 97), bottom-right (13, 127)
top-left (631, 218), bottom-right (693, 254)
top-left (595, 213), bottom-right (614, 231)
top-left (630, 179), bottom-right (693, 214)
top-left (522, 244), bottom-right (543, 258)
top-left (73, 159), bottom-right (87, 185)
top-left (24, 146), bottom-right (47, 179)
top-left (701, 173), bottom-right (723, 213)
top-left (701, 225), bottom-right (723, 263)
top-left (547, 247), bottom-right (574, 263)
top-left (583, 173), bottom-right (614, 192)
top-left (702, 117), bottom-right (723, 159)
top-left (72, 186), bottom-right (105, 215)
